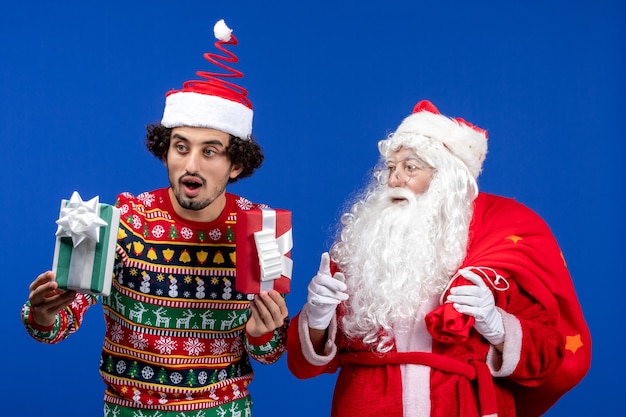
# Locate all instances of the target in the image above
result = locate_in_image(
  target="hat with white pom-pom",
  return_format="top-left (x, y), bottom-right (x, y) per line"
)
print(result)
top-left (391, 100), bottom-right (488, 179)
top-left (161, 19), bottom-right (253, 140)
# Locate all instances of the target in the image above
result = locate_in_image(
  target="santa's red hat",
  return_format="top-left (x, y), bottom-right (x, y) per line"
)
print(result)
top-left (161, 19), bottom-right (253, 139)
top-left (393, 100), bottom-right (488, 179)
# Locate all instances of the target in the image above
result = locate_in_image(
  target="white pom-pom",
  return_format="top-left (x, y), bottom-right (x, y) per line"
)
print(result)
top-left (213, 19), bottom-right (233, 42)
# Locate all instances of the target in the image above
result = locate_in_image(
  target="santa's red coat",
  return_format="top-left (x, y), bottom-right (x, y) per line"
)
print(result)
top-left (287, 192), bottom-right (591, 417)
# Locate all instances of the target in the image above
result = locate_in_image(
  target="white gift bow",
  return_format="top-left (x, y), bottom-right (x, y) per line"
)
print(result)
top-left (253, 209), bottom-right (293, 288)
top-left (55, 191), bottom-right (108, 248)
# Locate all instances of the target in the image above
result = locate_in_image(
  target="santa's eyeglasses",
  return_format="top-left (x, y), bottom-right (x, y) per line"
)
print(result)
top-left (374, 158), bottom-right (433, 185)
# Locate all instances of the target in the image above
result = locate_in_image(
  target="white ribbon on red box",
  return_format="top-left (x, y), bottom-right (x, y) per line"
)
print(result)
top-left (253, 209), bottom-right (293, 291)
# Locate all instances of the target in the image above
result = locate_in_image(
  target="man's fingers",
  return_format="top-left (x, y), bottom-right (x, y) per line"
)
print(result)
top-left (248, 301), bottom-right (264, 330)
top-left (31, 290), bottom-right (75, 310)
top-left (29, 271), bottom-right (55, 293)
top-left (259, 291), bottom-right (286, 321)
top-left (252, 292), bottom-right (287, 328)
top-left (266, 290), bottom-right (288, 318)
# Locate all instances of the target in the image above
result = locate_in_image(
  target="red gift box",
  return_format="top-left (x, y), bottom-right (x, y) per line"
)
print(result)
top-left (235, 208), bottom-right (292, 294)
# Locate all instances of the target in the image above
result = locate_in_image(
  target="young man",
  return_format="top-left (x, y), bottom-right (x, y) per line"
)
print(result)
top-left (287, 100), bottom-right (591, 416)
top-left (21, 20), bottom-right (288, 417)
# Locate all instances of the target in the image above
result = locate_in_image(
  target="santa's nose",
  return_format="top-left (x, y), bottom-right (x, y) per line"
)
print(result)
top-left (387, 170), bottom-right (411, 187)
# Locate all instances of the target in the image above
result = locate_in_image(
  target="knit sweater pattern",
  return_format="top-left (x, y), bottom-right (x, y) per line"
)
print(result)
top-left (22, 188), bottom-right (288, 416)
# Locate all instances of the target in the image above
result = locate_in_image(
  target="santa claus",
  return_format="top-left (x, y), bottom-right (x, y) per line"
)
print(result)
top-left (287, 100), bottom-right (591, 417)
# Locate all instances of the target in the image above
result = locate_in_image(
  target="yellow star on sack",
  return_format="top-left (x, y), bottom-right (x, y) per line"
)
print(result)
top-left (565, 333), bottom-right (584, 354)
top-left (506, 235), bottom-right (523, 244)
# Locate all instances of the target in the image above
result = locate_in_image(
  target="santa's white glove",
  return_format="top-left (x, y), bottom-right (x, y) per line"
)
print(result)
top-left (306, 252), bottom-right (349, 330)
top-left (447, 269), bottom-right (505, 346)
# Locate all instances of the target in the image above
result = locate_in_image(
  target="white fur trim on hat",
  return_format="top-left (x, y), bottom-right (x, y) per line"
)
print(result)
top-left (394, 110), bottom-right (487, 179)
top-left (161, 91), bottom-right (253, 139)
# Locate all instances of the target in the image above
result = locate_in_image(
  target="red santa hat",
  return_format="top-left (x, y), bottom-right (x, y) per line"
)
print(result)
top-left (161, 19), bottom-right (253, 140)
top-left (393, 100), bottom-right (488, 179)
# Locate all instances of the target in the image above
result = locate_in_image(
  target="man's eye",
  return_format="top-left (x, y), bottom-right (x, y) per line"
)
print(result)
top-left (204, 149), bottom-right (217, 156)
top-left (176, 144), bottom-right (187, 152)
top-left (405, 164), bottom-right (418, 173)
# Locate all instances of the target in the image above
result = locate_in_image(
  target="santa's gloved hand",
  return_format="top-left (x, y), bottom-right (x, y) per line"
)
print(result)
top-left (306, 252), bottom-right (349, 330)
top-left (447, 268), bottom-right (505, 346)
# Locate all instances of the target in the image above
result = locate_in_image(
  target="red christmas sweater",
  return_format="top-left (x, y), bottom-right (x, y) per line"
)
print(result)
top-left (287, 192), bottom-right (590, 417)
top-left (22, 188), bottom-right (288, 416)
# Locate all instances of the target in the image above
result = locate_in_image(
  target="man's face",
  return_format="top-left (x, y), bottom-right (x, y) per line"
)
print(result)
top-left (385, 147), bottom-right (435, 198)
top-left (164, 126), bottom-right (242, 218)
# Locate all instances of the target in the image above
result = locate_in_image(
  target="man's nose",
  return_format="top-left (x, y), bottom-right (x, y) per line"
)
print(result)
top-left (184, 150), bottom-right (202, 172)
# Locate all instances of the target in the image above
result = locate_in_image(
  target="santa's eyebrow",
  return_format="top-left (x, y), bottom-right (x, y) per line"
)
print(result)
top-left (387, 155), bottom-right (425, 164)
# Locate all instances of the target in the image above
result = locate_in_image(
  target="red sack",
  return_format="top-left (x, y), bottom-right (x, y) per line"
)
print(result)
top-left (425, 275), bottom-right (475, 343)
top-left (427, 193), bottom-right (591, 416)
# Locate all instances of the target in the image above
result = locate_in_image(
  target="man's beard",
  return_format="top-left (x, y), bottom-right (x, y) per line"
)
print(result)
top-left (170, 172), bottom-right (227, 211)
top-left (331, 180), bottom-right (472, 352)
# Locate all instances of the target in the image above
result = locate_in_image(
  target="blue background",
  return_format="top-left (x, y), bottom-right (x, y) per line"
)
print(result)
top-left (1, 1), bottom-right (623, 415)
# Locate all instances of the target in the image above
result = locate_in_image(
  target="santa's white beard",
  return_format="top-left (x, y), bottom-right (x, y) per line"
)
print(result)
top-left (332, 183), bottom-right (471, 352)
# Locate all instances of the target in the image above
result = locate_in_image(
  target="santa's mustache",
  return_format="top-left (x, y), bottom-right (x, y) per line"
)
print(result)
top-left (372, 186), bottom-right (419, 207)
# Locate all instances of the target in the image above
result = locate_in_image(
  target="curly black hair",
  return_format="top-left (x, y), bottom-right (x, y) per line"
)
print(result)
top-left (145, 123), bottom-right (264, 183)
